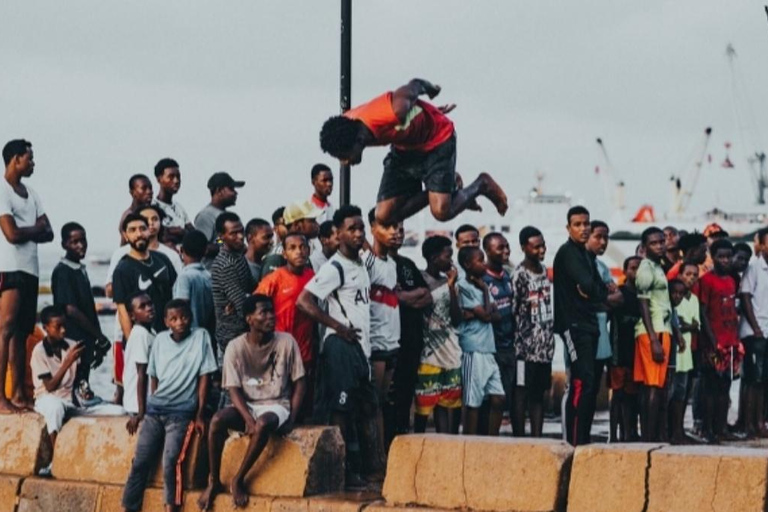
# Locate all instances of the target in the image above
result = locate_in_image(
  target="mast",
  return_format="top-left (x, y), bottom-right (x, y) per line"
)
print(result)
top-left (339, 0), bottom-right (352, 207)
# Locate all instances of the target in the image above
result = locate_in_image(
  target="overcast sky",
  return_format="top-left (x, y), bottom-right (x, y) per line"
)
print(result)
top-left (3, 1), bottom-right (768, 257)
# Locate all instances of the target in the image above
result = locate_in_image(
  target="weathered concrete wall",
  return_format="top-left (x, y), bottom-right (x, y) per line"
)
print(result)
top-left (383, 434), bottom-right (573, 512)
top-left (0, 475), bottom-right (21, 512)
top-left (17, 477), bottom-right (100, 512)
top-left (0, 414), bottom-right (50, 477)
top-left (219, 426), bottom-right (345, 497)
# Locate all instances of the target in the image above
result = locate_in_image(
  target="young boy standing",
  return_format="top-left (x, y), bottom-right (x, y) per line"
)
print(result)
top-left (512, 227), bottom-right (554, 438)
top-left (51, 222), bottom-right (111, 405)
top-left (199, 295), bottom-right (306, 510)
top-left (670, 271), bottom-right (699, 444)
top-left (153, 158), bottom-right (194, 246)
top-left (244, 218), bottom-right (274, 285)
top-left (122, 299), bottom-right (217, 512)
top-left (173, 230), bottom-right (215, 338)
top-left (457, 246), bottom-right (505, 436)
top-left (698, 239), bottom-right (741, 442)
top-left (123, 293), bottom-right (156, 434)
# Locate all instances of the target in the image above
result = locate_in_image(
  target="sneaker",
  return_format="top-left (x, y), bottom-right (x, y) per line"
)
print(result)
top-left (74, 381), bottom-right (103, 408)
top-left (38, 464), bottom-right (52, 477)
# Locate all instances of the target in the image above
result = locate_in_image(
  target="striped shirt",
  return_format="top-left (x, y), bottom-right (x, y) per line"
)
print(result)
top-left (211, 246), bottom-right (254, 363)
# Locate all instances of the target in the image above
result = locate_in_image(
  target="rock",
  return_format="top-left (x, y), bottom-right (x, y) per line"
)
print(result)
top-left (219, 426), bottom-right (344, 498)
top-left (567, 443), bottom-right (663, 512)
top-left (17, 477), bottom-right (99, 512)
top-left (51, 416), bottom-right (207, 488)
top-left (0, 414), bottom-right (51, 476)
top-left (648, 445), bottom-right (768, 512)
top-left (0, 475), bottom-right (21, 512)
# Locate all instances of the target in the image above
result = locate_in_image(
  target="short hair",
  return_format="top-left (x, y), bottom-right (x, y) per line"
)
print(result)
top-left (121, 213), bottom-right (148, 232)
top-left (669, 278), bottom-right (687, 291)
top-left (318, 220), bottom-right (335, 240)
top-left (681, 261), bottom-right (699, 274)
top-left (243, 294), bottom-right (273, 318)
top-left (623, 255), bottom-right (642, 271)
top-left (311, 163), bottom-right (331, 180)
top-left (272, 207), bottom-right (285, 226)
top-left (2, 139), bottom-right (31, 166)
top-left (368, 207), bottom-right (377, 226)
top-left (128, 173), bottom-right (151, 191)
top-left (455, 224), bottom-right (479, 240)
top-left (164, 298), bottom-right (192, 317)
top-left (153, 158), bottom-right (179, 178)
top-left (60, 222), bottom-right (85, 242)
top-left (181, 230), bottom-right (208, 260)
top-left (710, 238), bottom-right (734, 255)
top-left (458, 246), bottom-right (483, 269)
top-left (215, 211), bottom-right (241, 235)
top-left (567, 205), bottom-right (590, 224)
top-left (482, 231), bottom-right (505, 250)
top-left (283, 232), bottom-right (307, 248)
top-left (663, 225), bottom-right (679, 235)
top-left (422, 235), bottom-right (452, 260)
top-left (590, 220), bottom-right (609, 232)
top-left (734, 242), bottom-right (753, 259)
top-left (758, 227), bottom-right (768, 245)
top-left (245, 218), bottom-right (271, 238)
top-left (518, 226), bottom-right (543, 247)
top-left (40, 305), bottom-right (65, 326)
top-left (137, 203), bottom-right (165, 222)
top-left (333, 204), bottom-right (362, 228)
top-left (126, 291), bottom-right (151, 314)
top-left (320, 116), bottom-right (362, 158)
top-left (678, 232), bottom-right (707, 252)
top-left (641, 226), bottom-right (664, 245)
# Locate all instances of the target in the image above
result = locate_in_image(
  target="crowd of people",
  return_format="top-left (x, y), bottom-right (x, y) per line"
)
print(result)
top-left (1, 79), bottom-right (765, 512)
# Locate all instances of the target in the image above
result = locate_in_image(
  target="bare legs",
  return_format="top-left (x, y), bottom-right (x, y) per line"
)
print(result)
top-left (0, 289), bottom-right (21, 413)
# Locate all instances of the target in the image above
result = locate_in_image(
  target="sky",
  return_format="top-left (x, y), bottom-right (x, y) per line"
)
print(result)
top-left (2, 1), bottom-right (768, 260)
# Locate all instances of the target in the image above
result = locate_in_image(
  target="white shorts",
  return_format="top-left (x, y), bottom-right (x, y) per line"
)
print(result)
top-left (246, 403), bottom-right (290, 427)
top-left (461, 352), bottom-right (505, 408)
top-left (34, 394), bottom-right (125, 434)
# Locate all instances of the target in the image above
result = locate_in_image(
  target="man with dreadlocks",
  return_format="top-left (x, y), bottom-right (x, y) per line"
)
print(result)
top-left (319, 79), bottom-right (508, 225)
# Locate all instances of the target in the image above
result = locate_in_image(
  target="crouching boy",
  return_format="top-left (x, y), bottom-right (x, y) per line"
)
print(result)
top-left (199, 294), bottom-right (306, 510)
top-left (122, 299), bottom-right (217, 512)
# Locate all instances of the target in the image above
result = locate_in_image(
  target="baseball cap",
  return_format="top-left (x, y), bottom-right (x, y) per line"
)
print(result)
top-left (207, 172), bottom-right (245, 192)
top-left (703, 223), bottom-right (729, 239)
top-left (283, 200), bottom-right (323, 225)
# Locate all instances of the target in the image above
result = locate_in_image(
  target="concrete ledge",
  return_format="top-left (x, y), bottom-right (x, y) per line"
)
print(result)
top-left (51, 416), bottom-right (207, 488)
top-left (219, 426), bottom-right (345, 498)
top-left (567, 443), bottom-right (663, 512)
top-left (96, 484), bottom-right (166, 512)
top-left (648, 445), bottom-right (768, 512)
top-left (0, 474), bottom-right (22, 512)
top-left (383, 434), bottom-right (573, 512)
top-left (0, 414), bottom-right (51, 476)
top-left (17, 477), bottom-right (99, 512)
top-left (364, 503), bottom-right (452, 512)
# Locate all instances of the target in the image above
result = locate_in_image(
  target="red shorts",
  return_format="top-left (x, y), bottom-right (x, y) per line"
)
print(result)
top-left (633, 332), bottom-right (671, 388)
top-left (113, 340), bottom-right (124, 386)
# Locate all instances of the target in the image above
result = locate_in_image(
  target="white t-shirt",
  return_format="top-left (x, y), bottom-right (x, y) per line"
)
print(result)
top-left (154, 198), bottom-right (190, 230)
top-left (304, 252), bottom-right (371, 357)
top-left (0, 180), bottom-right (44, 276)
top-left (740, 257), bottom-right (768, 338)
top-left (363, 250), bottom-right (400, 352)
top-left (122, 324), bottom-right (155, 414)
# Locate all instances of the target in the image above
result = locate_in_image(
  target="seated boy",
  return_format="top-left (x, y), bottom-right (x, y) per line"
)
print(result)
top-left (456, 246), bottom-right (505, 436)
top-left (198, 294), bottom-right (306, 510)
top-left (31, 306), bottom-right (124, 472)
top-left (122, 299), bottom-right (217, 512)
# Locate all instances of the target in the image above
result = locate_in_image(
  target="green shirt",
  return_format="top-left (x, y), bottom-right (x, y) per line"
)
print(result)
top-left (634, 258), bottom-right (671, 336)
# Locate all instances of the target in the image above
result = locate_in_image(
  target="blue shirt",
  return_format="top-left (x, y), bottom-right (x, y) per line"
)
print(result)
top-left (595, 258), bottom-right (613, 361)
top-left (173, 263), bottom-right (214, 334)
top-left (482, 269), bottom-right (515, 352)
top-left (147, 327), bottom-right (218, 417)
top-left (457, 277), bottom-right (496, 354)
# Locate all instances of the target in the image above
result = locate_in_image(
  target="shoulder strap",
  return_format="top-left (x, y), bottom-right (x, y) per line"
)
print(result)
top-left (330, 260), bottom-right (345, 287)
top-left (329, 260), bottom-right (349, 323)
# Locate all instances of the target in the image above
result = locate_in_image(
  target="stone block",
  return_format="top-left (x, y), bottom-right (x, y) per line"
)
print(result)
top-left (308, 492), bottom-right (379, 512)
top-left (17, 477), bottom-right (99, 512)
top-left (383, 434), bottom-right (573, 512)
top-left (219, 426), bottom-right (344, 498)
top-left (648, 445), bottom-right (768, 512)
top-left (364, 504), bottom-right (451, 512)
top-left (567, 443), bottom-right (663, 512)
top-left (185, 491), bottom-right (274, 512)
top-left (0, 413), bottom-right (51, 476)
top-left (0, 475), bottom-right (22, 512)
top-left (51, 416), bottom-right (207, 488)
top-left (96, 484), bottom-right (166, 512)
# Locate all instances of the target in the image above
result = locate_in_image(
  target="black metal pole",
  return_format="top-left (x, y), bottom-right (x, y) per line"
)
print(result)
top-left (339, 0), bottom-right (352, 207)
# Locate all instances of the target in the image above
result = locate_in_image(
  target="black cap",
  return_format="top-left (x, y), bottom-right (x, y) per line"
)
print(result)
top-left (207, 172), bottom-right (245, 192)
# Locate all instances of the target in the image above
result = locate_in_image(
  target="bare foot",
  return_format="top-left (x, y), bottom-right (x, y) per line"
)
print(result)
top-left (230, 478), bottom-right (249, 509)
top-left (0, 399), bottom-right (22, 414)
top-left (197, 481), bottom-right (222, 511)
top-left (477, 172), bottom-right (508, 215)
top-left (10, 398), bottom-right (34, 412)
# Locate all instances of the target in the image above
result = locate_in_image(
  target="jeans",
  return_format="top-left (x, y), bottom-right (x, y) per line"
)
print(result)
top-left (122, 414), bottom-right (194, 510)
top-left (561, 329), bottom-right (598, 446)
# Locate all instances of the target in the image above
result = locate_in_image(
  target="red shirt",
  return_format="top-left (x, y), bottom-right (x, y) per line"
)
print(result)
top-left (698, 272), bottom-right (739, 349)
top-left (344, 92), bottom-right (454, 152)
top-left (255, 267), bottom-right (316, 364)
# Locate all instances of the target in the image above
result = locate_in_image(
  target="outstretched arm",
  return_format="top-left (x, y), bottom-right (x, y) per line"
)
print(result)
top-left (392, 79), bottom-right (442, 123)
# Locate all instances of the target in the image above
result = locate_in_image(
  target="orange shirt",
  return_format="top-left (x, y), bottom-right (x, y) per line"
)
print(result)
top-left (344, 92), bottom-right (454, 152)
top-left (255, 267), bottom-right (316, 364)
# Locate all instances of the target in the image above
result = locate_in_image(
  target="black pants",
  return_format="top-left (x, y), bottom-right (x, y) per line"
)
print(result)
top-left (391, 335), bottom-right (423, 435)
top-left (562, 329), bottom-right (599, 446)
